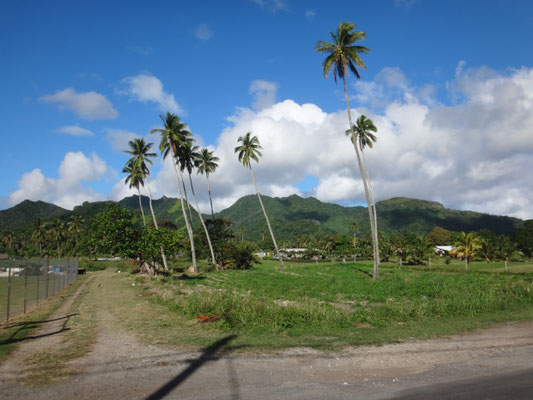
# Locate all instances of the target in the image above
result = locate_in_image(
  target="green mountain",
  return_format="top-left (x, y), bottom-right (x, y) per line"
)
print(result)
top-left (0, 200), bottom-right (68, 232)
top-left (0, 195), bottom-right (524, 239)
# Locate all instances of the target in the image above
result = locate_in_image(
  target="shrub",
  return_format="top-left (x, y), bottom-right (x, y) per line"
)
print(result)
top-left (226, 242), bottom-right (259, 270)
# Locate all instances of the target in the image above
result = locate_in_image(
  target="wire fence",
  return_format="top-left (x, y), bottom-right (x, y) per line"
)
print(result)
top-left (0, 258), bottom-right (79, 322)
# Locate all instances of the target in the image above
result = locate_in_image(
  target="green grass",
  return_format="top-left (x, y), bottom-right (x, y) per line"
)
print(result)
top-left (124, 259), bottom-right (533, 350)
top-left (0, 276), bottom-right (87, 363)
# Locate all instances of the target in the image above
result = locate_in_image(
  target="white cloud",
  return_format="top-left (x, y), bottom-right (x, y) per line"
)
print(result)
top-left (105, 129), bottom-right (142, 152)
top-left (249, 80), bottom-right (278, 110)
top-left (251, 0), bottom-right (288, 12)
top-left (305, 10), bottom-right (316, 20)
top-left (56, 125), bottom-right (94, 137)
top-left (121, 74), bottom-right (181, 113)
top-left (394, 0), bottom-right (421, 9)
top-left (39, 88), bottom-right (118, 120)
top-left (195, 24), bottom-right (213, 41)
top-left (9, 152), bottom-right (111, 210)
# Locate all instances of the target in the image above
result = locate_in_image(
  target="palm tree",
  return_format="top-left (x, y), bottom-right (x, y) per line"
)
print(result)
top-left (351, 222), bottom-right (359, 262)
top-left (124, 138), bottom-right (168, 270)
top-left (48, 219), bottom-right (66, 258)
top-left (67, 215), bottom-right (84, 258)
top-left (235, 132), bottom-right (285, 269)
top-left (452, 232), bottom-right (481, 270)
top-left (32, 217), bottom-right (47, 259)
top-left (123, 160), bottom-right (147, 226)
top-left (347, 115), bottom-right (378, 234)
top-left (315, 22), bottom-right (380, 278)
top-left (177, 141), bottom-right (216, 266)
top-left (498, 235), bottom-right (517, 271)
top-left (196, 148), bottom-right (219, 219)
top-left (151, 112), bottom-right (198, 273)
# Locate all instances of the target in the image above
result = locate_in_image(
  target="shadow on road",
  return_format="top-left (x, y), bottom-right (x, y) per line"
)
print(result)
top-left (0, 313), bottom-right (79, 346)
top-left (146, 334), bottom-right (238, 400)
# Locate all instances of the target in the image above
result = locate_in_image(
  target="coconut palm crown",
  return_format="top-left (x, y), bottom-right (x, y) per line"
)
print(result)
top-left (235, 132), bottom-right (263, 168)
top-left (346, 115), bottom-right (377, 150)
top-left (314, 21), bottom-right (370, 83)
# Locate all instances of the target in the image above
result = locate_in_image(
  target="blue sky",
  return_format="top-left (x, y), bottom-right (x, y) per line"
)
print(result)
top-left (2, 0), bottom-right (533, 219)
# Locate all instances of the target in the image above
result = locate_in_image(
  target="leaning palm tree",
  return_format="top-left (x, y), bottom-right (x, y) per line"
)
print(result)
top-left (315, 21), bottom-right (379, 278)
top-left (124, 138), bottom-right (168, 270)
top-left (346, 115), bottom-right (378, 233)
top-left (177, 141), bottom-right (216, 266)
top-left (151, 112), bottom-right (197, 273)
top-left (196, 148), bottom-right (219, 220)
top-left (123, 160), bottom-right (147, 226)
top-left (31, 217), bottom-right (47, 259)
top-left (235, 132), bottom-right (284, 269)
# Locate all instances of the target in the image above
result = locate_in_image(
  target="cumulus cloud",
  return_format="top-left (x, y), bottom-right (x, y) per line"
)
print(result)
top-left (249, 80), bottom-right (278, 110)
top-left (121, 74), bottom-right (181, 113)
top-left (251, 0), bottom-right (288, 12)
top-left (9, 152), bottom-right (111, 210)
top-left (105, 129), bottom-right (142, 152)
top-left (39, 88), bottom-right (118, 120)
top-left (195, 24), bottom-right (213, 41)
top-left (130, 66), bottom-right (533, 220)
top-left (56, 125), bottom-right (94, 137)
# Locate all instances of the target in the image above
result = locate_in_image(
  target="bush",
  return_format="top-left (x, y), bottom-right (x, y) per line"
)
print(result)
top-left (226, 242), bottom-right (259, 270)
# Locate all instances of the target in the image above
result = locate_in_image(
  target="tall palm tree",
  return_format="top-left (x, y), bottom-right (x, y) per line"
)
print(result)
top-left (32, 217), bottom-right (47, 259)
top-left (177, 141), bottom-right (216, 266)
top-left (452, 232), bottom-right (481, 270)
top-left (151, 112), bottom-right (198, 273)
top-left (123, 160), bottom-right (147, 226)
top-left (67, 215), bottom-right (84, 258)
top-left (196, 148), bottom-right (219, 219)
top-left (48, 219), bottom-right (66, 258)
top-left (235, 132), bottom-right (285, 269)
top-left (347, 115), bottom-right (378, 233)
top-left (124, 138), bottom-right (168, 270)
top-left (315, 21), bottom-right (380, 278)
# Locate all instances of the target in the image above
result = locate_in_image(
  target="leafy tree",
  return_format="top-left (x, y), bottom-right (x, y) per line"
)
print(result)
top-left (151, 112), bottom-right (198, 272)
top-left (227, 241), bottom-right (259, 270)
top-left (406, 235), bottom-right (434, 265)
top-left (498, 235), bottom-right (517, 270)
top-left (315, 22), bottom-right (379, 278)
top-left (31, 217), bottom-right (47, 259)
top-left (138, 227), bottom-right (185, 272)
top-left (196, 148), bottom-right (219, 219)
top-left (235, 132), bottom-right (285, 269)
top-left (515, 220), bottom-right (533, 261)
top-left (427, 226), bottom-right (452, 245)
top-left (48, 219), bottom-right (66, 258)
top-left (67, 215), bottom-right (85, 257)
top-left (88, 204), bottom-right (141, 259)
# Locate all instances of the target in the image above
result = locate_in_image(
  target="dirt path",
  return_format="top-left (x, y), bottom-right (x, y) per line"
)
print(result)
top-left (1, 272), bottom-right (533, 399)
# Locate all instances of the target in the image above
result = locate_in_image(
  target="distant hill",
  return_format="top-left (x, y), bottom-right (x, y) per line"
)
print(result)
top-left (0, 200), bottom-right (68, 232)
top-left (0, 195), bottom-right (524, 239)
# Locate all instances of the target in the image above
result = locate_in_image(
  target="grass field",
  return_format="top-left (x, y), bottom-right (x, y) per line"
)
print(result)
top-left (121, 259), bottom-right (533, 350)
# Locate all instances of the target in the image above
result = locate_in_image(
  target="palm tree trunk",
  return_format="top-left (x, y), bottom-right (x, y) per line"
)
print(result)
top-left (137, 187), bottom-right (146, 226)
top-left (342, 76), bottom-right (380, 278)
top-left (465, 258), bottom-right (468, 270)
top-left (249, 165), bottom-right (285, 269)
top-left (146, 181), bottom-right (169, 271)
top-left (181, 174), bottom-right (195, 226)
top-left (168, 141), bottom-right (197, 273)
top-left (505, 259), bottom-right (508, 271)
top-left (188, 173), bottom-right (216, 266)
top-left (361, 150), bottom-right (378, 239)
top-left (206, 173), bottom-right (215, 220)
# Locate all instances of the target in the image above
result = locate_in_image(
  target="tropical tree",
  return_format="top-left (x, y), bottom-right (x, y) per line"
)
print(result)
top-left (151, 112), bottom-right (197, 272)
top-left (346, 115), bottom-right (378, 233)
top-left (123, 159), bottom-right (147, 226)
top-left (498, 235), bottom-right (517, 271)
top-left (48, 219), bottom-right (66, 258)
top-left (451, 232), bottom-right (481, 270)
top-left (31, 217), bottom-right (47, 259)
top-left (67, 215), bottom-right (84, 257)
top-left (196, 148), bottom-right (219, 220)
top-left (235, 132), bottom-right (285, 268)
top-left (177, 141), bottom-right (216, 266)
top-left (315, 22), bottom-right (380, 278)
top-left (351, 222), bottom-right (359, 261)
top-left (124, 138), bottom-right (168, 270)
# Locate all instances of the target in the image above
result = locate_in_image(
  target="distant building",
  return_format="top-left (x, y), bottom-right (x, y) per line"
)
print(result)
top-left (435, 245), bottom-right (453, 256)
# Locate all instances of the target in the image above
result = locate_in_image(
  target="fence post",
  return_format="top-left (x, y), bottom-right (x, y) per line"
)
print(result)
top-left (36, 266), bottom-right (40, 306)
top-left (7, 266), bottom-right (12, 322)
top-left (45, 256), bottom-right (49, 299)
top-left (24, 268), bottom-right (28, 314)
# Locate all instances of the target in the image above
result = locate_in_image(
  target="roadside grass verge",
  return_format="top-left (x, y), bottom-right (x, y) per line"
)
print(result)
top-left (20, 276), bottom-right (97, 385)
top-left (115, 260), bottom-right (533, 351)
top-left (0, 276), bottom-right (87, 363)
